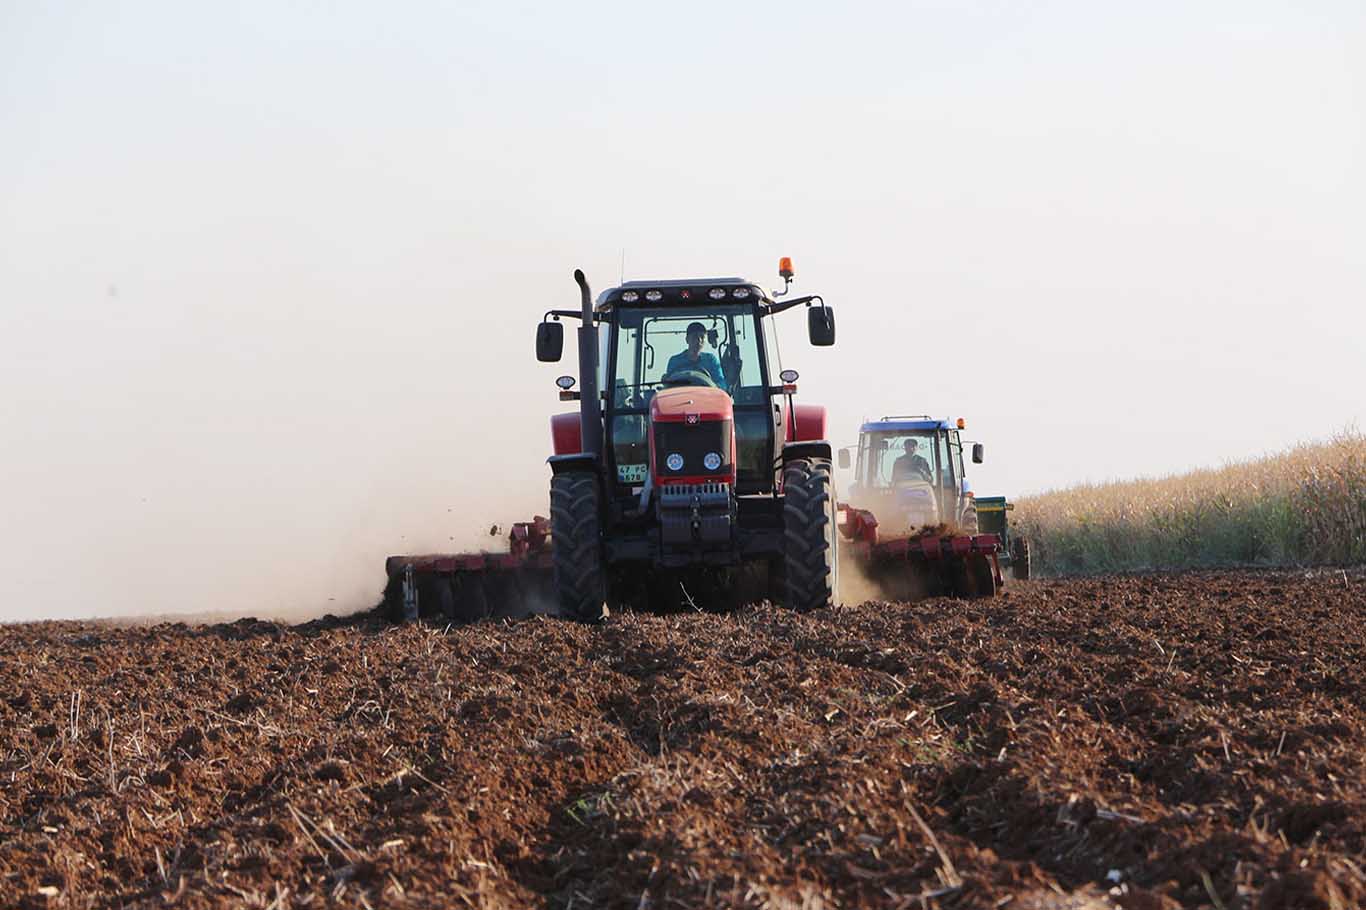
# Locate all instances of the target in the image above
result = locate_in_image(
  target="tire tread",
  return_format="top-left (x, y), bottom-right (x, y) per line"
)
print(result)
top-left (783, 458), bottom-right (836, 611)
top-left (550, 472), bottom-right (606, 621)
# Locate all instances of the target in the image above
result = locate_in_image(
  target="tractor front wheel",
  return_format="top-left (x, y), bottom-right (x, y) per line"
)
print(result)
top-left (550, 471), bottom-right (607, 622)
top-left (782, 457), bottom-right (837, 612)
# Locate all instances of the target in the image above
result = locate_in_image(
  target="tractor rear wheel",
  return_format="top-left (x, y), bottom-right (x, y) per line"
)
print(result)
top-left (1011, 537), bottom-right (1031, 580)
top-left (550, 471), bottom-right (607, 622)
top-left (782, 457), bottom-right (837, 612)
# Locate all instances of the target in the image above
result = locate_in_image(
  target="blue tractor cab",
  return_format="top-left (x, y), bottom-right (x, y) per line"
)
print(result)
top-left (838, 415), bottom-right (984, 533)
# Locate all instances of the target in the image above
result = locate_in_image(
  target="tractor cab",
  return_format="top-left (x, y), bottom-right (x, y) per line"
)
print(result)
top-left (840, 417), bottom-right (985, 534)
top-left (603, 279), bottom-right (785, 497)
top-left (538, 269), bottom-right (836, 501)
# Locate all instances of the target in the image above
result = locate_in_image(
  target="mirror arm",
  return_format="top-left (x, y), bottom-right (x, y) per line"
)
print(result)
top-left (760, 294), bottom-right (817, 317)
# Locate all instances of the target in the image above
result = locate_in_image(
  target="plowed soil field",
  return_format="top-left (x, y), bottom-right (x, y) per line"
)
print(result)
top-left (2, 570), bottom-right (1363, 909)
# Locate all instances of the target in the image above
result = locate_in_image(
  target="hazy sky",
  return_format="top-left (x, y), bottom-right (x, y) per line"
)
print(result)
top-left (3, 2), bottom-right (1363, 621)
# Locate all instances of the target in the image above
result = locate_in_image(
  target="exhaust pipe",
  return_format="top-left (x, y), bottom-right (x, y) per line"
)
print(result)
top-left (573, 269), bottom-right (602, 457)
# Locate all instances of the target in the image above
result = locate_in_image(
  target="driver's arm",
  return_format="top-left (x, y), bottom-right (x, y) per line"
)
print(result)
top-left (702, 353), bottom-right (727, 390)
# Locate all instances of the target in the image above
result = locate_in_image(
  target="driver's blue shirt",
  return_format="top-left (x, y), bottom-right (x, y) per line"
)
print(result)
top-left (664, 350), bottom-right (726, 389)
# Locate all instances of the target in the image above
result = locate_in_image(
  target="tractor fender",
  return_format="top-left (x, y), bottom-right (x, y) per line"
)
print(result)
top-left (782, 440), bottom-right (833, 464)
top-left (550, 412), bottom-right (582, 456)
top-left (547, 453), bottom-right (598, 476)
top-left (783, 403), bottom-right (828, 443)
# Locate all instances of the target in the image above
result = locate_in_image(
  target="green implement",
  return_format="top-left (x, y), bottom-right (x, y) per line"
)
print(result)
top-left (974, 496), bottom-right (1030, 580)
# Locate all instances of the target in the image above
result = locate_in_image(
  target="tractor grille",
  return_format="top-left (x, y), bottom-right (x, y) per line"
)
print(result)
top-left (659, 482), bottom-right (732, 499)
top-left (654, 419), bottom-right (732, 478)
top-left (658, 482), bottom-right (734, 550)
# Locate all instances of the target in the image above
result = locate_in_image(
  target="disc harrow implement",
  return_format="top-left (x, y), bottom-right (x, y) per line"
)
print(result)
top-left (382, 518), bottom-right (554, 623)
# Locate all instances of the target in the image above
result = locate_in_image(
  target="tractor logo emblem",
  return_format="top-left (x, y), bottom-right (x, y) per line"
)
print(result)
top-left (686, 414), bottom-right (699, 425)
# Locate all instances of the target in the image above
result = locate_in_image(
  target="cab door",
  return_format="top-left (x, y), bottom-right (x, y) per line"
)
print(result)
top-left (934, 432), bottom-right (956, 523)
top-left (732, 309), bottom-right (774, 494)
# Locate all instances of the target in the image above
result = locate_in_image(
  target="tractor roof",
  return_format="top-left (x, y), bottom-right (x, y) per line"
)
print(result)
top-left (860, 417), bottom-right (955, 433)
top-left (618, 278), bottom-right (751, 288)
top-left (595, 278), bottom-right (768, 310)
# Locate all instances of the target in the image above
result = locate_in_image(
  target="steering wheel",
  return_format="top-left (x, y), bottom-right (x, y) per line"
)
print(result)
top-left (893, 465), bottom-right (933, 485)
top-left (661, 369), bottom-right (717, 389)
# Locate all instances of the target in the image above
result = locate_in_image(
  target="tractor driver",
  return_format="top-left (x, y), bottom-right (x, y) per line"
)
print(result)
top-left (892, 438), bottom-right (933, 484)
top-left (665, 321), bottom-right (727, 390)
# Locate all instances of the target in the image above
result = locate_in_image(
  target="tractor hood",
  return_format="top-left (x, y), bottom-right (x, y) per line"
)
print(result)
top-left (650, 386), bottom-right (734, 423)
top-left (648, 386), bottom-right (736, 484)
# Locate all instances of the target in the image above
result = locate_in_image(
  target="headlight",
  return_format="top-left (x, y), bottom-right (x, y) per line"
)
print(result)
top-left (703, 452), bottom-right (722, 471)
top-left (645, 290), bottom-right (663, 302)
top-left (621, 290), bottom-right (639, 302)
top-left (666, 453), bottom-right (684, 471)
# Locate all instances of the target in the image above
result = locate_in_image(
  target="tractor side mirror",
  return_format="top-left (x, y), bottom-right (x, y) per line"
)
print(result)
top-left (837, 448), bottom-right (850, 470)
top-left (807, 305), bottom-right (835, 346)
top-left (536, 322), bottom-right (564, 362)
top-left (972, 443), bottom-right (984, 464)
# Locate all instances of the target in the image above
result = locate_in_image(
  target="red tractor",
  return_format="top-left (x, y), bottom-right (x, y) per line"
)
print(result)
top-left (536, 261), bottom-right (839, 620)
top-left (383, 259), bottom-right (840, 622)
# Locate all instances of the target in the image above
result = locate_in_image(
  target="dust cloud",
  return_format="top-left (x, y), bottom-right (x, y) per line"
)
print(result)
top-left (836, 551), bottom-right (886, 608)
top-left (1, 271), bottom-right (563, 623)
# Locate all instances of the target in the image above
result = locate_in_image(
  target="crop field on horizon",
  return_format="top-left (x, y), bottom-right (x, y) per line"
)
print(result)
top-left (1013, 431), bottom-right (1366, 577)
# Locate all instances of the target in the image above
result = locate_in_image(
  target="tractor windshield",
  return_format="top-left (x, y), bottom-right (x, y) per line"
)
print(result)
top-left (610, 305), bottom-right (764, 406)
top-left (607, 304), bottom-right (771, 491)
top-left (859, 431), bottom-right (945, 489)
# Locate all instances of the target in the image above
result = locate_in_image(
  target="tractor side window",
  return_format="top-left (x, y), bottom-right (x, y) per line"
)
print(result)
top-left (950, 432), bottom-right (965, 483)
top-left (936, 433), bottom-right (952, 489)
top-left (598, 318), bottom-right (610, 398)
top-left (858, 434), bottom-right (879, 487)
top-left (728, 312), bottom-right (770, 491)
top-left (724, 312), bottom-right (765, 404)
top-left (762, 316), bottom-right (782, 381)
top-left (612, 320), bottom-right (646, 405)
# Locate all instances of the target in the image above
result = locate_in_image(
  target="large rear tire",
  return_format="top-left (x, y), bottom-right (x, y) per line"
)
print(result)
top-left (783, 457), bottom-right (837, 612)
top-left (550, 472), bottom-right (607, 622)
